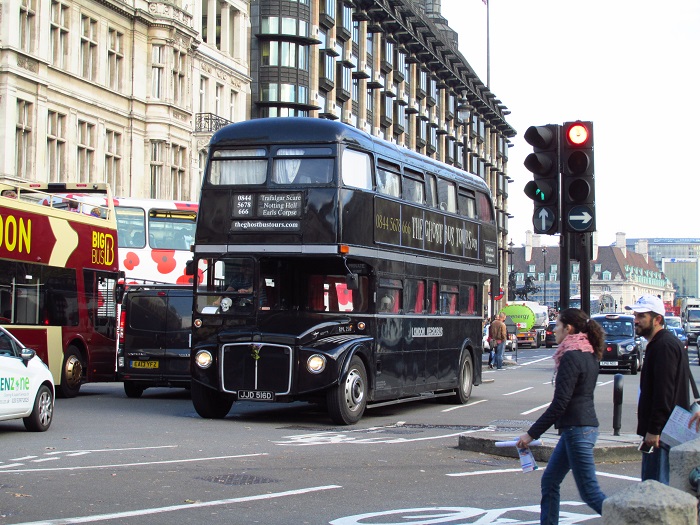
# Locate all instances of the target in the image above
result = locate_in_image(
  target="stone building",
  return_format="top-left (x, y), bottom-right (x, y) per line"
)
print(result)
top-left (1, 0), bottom-right (515, 307)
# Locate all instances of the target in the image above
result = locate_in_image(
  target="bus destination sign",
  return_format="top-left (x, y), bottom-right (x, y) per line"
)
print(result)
top-left (230, 193), bottom-right (303, 232)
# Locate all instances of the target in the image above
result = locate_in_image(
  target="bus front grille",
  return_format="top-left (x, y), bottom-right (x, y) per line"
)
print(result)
top-left (221, 343), bottom-right (292, 394)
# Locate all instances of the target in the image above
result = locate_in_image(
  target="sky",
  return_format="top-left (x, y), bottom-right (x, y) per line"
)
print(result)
top-left (440, 0), bottom-right (700, 247)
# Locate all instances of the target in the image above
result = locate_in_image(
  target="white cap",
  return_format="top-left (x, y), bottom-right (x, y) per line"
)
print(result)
top-left (625, 295), bottom-right (665, 316)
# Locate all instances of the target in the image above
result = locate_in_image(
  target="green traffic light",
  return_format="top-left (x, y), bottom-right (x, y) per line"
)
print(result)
top-left (524, 180), bottom-right (554, 203)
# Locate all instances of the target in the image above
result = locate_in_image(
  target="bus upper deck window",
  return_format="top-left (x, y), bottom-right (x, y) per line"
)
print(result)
top-left (210, 149), bottom-right (267, 185)
top-left (341, 149), bottom-right (372, 190)
top-left (272, 148), bottom-right (333, 185)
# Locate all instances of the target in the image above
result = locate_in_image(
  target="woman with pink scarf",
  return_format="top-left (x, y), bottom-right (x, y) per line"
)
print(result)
top-left (516, 308), bottom-right (606, 524)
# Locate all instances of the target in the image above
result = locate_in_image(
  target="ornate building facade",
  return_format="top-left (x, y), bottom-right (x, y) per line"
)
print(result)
top-left (1, 0), bottom-right (515, 310)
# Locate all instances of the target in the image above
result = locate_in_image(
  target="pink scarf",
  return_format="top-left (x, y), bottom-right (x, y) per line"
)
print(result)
top-left (552, 332), bottom-right (595, 371)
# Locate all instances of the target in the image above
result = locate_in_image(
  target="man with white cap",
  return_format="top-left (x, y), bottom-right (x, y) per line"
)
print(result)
top-left (627, 294), bottom-right (689, 484)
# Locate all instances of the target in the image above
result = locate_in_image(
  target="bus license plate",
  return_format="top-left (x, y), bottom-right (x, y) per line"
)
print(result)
top-left (238, 390), bottom-right (275, 401)
top-left (600, 361), bottom-right (616, 366)
top-left (131, 360), bottom-right (159, 369)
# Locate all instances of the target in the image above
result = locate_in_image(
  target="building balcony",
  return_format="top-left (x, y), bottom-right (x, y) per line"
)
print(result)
top-left (195, 113), bottom-right (231, 133)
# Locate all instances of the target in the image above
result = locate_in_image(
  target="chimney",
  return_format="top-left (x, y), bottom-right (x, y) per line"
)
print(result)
top-left (636, 239), bottom-right (649, 263)
top-left (616, 232), bottom-right (627, 257)
top-left (525, 230), bottom-right (533, 262)
top-left (592, 231), bottom-right (599, 261)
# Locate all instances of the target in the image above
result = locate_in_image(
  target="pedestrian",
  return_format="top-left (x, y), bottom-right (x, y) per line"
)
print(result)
top-left (1, 189), bottom-right (18, 199)
top-left (516, 308), bottom-right (606, 524)
top-left (489, 312), bottom-right (507, 370)
top-left (627, 294), bottom-right (689, 484)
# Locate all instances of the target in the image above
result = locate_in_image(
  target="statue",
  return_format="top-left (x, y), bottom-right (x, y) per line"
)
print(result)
top-left (514, 275), bottom-right (541, 301)
top-left (507, 271), bottom-right (517, 301)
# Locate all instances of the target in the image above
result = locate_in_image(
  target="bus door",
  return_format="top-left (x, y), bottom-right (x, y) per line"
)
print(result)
top-left (375, 278), bottom-right (409, 399)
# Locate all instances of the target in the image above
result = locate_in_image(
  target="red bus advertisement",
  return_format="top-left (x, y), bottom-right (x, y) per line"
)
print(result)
top-left (0, 179), bottom-right (121, 397)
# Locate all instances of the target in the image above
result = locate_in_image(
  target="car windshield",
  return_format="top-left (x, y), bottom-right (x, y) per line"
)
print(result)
top-left (597, 318), bottom-right (635, 338)
top-left (665, 317), bottom-right (682, 328)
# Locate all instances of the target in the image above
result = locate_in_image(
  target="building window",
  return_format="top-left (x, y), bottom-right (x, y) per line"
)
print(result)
top-left (16, 100), bottom-right (33, 180)
top-left (528, 264), bottom-right (536, 273)
top-left (50, 0), bottom-right (69, 68)
top-left (215, 83), bottom-right (222, 115)
top-left (171, 144), bottom-right (186, 200)
top-left (594, 264), bottom-right (602, 273)
top-left (150, 142), bottom-right (163, 199)
top-left (199, 76), bottom-right (209, 112)
top-left (151, 44), bottom-right (164, 99)
top-left (19, 0), bottom-right (36, 53)
top-left (80, 15), bottom-right (98, 81)
top-left (603, 271), bottom-right (612, 280)
top-left (47, 110), bottom-right (66, 183)
top-left (108, 28), bottom-right (123, 91)
top-left (77, 120), bottom-right (95, 183)
top-left (173, 48), bottom-right (187, 107)
top-left (230, 89), bottom-right (237, 121)
top-left (105, 129), bottom-right (122, 194)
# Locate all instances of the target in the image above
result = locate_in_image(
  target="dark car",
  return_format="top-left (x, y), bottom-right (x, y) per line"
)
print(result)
top-left (592, 314), bottom-right (644, 375)
top-left (545, 321), bottom-right (557, 348)
top-left (117, 285), bottom-right (193, 398)
top-left (670, 326), bottom-right (689, 351)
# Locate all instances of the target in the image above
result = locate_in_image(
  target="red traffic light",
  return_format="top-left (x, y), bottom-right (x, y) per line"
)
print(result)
top-left (565, 123), bottom-right (590, 146)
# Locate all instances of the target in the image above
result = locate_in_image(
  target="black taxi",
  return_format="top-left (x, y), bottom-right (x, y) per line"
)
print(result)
top-left (591, 314), bottom-right (645, 375)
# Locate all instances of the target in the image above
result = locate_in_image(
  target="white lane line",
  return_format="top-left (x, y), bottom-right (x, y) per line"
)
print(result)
top-left (521, 403), bottom-right (550, 415)
top-left (1, 453), bottom-right (267, 474)
top-left (447, 467), bottom-right (523, 477)
top-left (66, 452), bottom-right (91, 457)
top-left (597, 380), bottom-right (614, 386)
top-left (518, 356), bottom-right (552, 366)
top-left (503, 387), bottom-right (533, 396)
top-left (11, 455), bottom-right (38, 461)
top-left (10, 485), bottom-right (342, 525)
top-left (441, 399), bottom-right (487, 412)
top-left (31, 457), bottom-right (61, 463)
top-left (597, 471), bottom-right (640, 481)
top-left (44, 445), bottom-right (177, 455)
top-left (0, 463), bottom-right (24, 469)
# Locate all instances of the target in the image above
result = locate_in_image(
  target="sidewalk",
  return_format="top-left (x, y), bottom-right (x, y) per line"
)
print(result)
top-left (472, 353), bottom-right (640, 462)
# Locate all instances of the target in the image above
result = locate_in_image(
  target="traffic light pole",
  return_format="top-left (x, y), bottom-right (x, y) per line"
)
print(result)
top-left (578, 232), bottom-right (592, 314)
top-left (560, 232), bottom-right (570, 310)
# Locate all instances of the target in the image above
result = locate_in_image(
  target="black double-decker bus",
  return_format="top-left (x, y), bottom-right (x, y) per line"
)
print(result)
top-left (189, 117), bottom-right (498, 424)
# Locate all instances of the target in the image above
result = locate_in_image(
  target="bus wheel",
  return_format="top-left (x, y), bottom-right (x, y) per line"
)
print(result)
top-left (124, 381), bottom-right (145, 399)
top-left (191, 381), bottom-right (234, 419)
top-left (453, 353), bottom-right (473, 404)
top-left (57, 346), bottom-right (83, 398)
top-left (327, 356), bottom-right (367, 425)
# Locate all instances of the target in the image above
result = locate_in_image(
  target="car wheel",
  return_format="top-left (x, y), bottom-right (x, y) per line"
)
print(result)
top-left (191, 380), bottom-right (234, 419)
top-left (124, 381), bottom-right (145, 399)
top-left (57, 346), bottom-right (83, 398)
top-left (23, 385), bottom-right (54, 432)
top-left (327, 356), bottom-right (368, 425)
top-left (631, 357), bottom-right (639, 375)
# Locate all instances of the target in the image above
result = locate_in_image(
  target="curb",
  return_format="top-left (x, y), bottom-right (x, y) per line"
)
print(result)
top-left (457, 432), bottom-right (641, 463)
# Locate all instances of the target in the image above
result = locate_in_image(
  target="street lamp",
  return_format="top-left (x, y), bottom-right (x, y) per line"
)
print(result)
top-left (542, 247), bottom-right (547, 307)
top-left (507, 240), bottom-right (515, 301)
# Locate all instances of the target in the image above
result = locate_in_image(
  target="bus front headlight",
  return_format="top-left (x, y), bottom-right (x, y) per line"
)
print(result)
top-left (307, 354), bottom-right (326, 374)
top-left (195, 350), bottom-right (213, 369)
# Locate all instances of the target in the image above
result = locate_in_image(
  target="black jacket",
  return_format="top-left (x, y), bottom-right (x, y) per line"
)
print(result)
top-left (528, 350), bottom-right (600, 440)
top-left (637, 328), bottom-right (689, 437)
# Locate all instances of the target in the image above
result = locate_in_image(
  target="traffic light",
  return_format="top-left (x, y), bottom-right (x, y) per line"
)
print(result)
top-left (523, 124), bottom-right (560, 235)
top-left (561, 121), bottom-right (595, 233)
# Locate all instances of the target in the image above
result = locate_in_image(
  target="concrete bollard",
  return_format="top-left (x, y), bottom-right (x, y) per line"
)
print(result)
top-left (602, 480), bottom-right (697, 525)
top-left (670, 436), bottom-right (700, 495)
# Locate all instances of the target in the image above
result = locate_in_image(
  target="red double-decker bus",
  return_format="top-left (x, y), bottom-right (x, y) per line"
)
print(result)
top-left (0, 179), bottom-right (121, 397)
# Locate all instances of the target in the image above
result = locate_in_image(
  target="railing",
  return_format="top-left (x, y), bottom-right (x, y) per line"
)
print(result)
top-left (195, 113), bottom-right (232, 133)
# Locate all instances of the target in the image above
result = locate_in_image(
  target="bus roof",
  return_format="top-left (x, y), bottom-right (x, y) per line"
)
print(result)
top-left (209, 117), bottom-right (489, 193)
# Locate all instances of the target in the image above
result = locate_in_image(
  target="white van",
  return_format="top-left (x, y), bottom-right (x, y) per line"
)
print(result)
top-left (0, 326), bottom-right (55, 431)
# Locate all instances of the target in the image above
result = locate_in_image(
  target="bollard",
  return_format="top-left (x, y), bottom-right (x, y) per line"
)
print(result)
top-left (613, 373), bottom-right (623, 436)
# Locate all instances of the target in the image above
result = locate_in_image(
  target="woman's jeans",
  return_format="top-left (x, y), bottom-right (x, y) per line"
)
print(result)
top-left (540, 426), bottom-right (606, 525)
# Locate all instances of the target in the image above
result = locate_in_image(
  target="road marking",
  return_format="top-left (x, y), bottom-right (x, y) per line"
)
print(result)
top-left (518, 356), bottom-right (552, 366)
top-left (503, 387), bottom-right (534, 396)
top-left (11, 455), bottom-right (38, 461)
top-left (441, 399), bottom-right (487, 412)
top-left (31, 457), bottom-right (60, 463)
top-left (0, 453), bottom-right (267, 474)
top-left (597, 471), bottom-right (640, 481)
top-left (0, 463), bottom-right (24, 469)
top-left (10, 485), bottom-right (342, 525)
top-left (44, 445), bottom-right (177, 455)
top-left (521, 402), bottom-right (550, 415)
top-left (447, 467), bottom-right (523, 477)
top-left (597, 380), bottom-right (614, 386)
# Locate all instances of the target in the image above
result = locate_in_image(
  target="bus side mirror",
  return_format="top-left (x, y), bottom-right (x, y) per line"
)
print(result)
top-left (346, 273), bottom-right (359, 291)
top-left (185, 260), bottom-right (195, 276)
